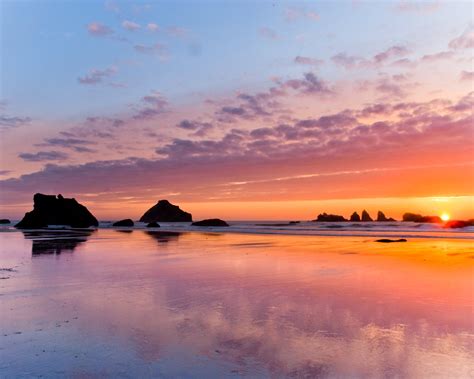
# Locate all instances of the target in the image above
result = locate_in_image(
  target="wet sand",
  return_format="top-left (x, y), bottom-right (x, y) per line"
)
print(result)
top-left (0, 229), bottom-right (473, 378)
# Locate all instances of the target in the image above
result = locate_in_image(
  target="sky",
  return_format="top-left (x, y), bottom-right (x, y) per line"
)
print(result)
top-left (0, 0), bottom-right (473, 220)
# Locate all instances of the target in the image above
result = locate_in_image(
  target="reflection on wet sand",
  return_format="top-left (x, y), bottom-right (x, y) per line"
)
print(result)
top-left (146, 231), bottom-right (182, 243)
top-left (0, 230), bottom-right (473, 377)
top-left (21, 229), bottom-right (95, 255)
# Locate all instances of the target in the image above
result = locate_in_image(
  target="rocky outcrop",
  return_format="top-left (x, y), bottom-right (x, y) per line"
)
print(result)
top-left (146, 222), bottom-right (160, 228)
top-left (192, 219), bottom-right (229, 227)
top-left (139, 200), bottom-right (192, 223)
top-left (314, 213), bottom-right (347, 222)
top-left (375, 239), bottom-right (407, 243)
top-left (15, 193), bottom-right (98, 229)
top-left (350, 212), bottom-right (361, 221)
top-left (402, 213), bottom-right (442, 223)
top-left (361, 210), bottom-right (373, 222)
top-left (443, 219), bottom-right (474, 229)
top-left (0, 219), bottom-right (10, 224)
top-left (112, 219), bottom-right (134, 227)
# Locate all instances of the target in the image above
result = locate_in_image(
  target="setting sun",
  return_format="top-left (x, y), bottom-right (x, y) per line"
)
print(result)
top-left (441, 213), bottom-right (450, 222)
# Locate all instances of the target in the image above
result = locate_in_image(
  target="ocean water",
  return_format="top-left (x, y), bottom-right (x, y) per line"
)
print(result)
top-left (0, 225), bottom-right (473, 378)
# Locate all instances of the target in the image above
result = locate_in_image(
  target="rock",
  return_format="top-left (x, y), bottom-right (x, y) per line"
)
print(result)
top-left (289, 221), bottom-right (300, 224)
top-left (192, 219), bottom-right (229, 227)
top-left (361, 210), bottom-right (373, 222)
top-left (375, 239), bottom-right (407, 243)
top-left (0, 219), bottom-right (10, 224)
top-left (402, 213), bottom-right (442, 223)
top-left (376, 211), bottom-right (390, 222)
top-left (146, 221), bottom-right (160, 228)
top-left (313, 213), bottom-right (347, 222)
top-left (15, 193), bottom-right (98, 229)
top-left (139, 200), bottom-right (192, 223)
top-left (350, 212), bottom-right (360, 222)
top-left (112, 219), bottom-right (134, 227)
top-left (443, 220), bottom-right (474, 229)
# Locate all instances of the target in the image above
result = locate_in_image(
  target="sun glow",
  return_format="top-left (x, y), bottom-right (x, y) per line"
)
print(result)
top-left (441, 213), bottom-right (450, 222)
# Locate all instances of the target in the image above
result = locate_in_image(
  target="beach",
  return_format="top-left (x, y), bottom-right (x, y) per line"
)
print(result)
top-left (0, 226), bottom-right (473, 378)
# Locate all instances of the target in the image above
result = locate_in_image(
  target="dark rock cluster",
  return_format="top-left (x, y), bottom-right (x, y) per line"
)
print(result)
top-left (15, 193), bottom-right (98, 229)
top-left (139, 200), bottom-right (192, 223)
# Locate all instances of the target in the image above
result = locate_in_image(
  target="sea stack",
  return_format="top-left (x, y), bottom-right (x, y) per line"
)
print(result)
top-left (314, 213), bottom-right (347, 222)
top-left (361, 210), bottom-right (373, 222)
top-left (402, 213), bottom-right (442, 223)
top-left (192, 219), bottom-right (229, 227)
top-left (139, 200), bottom-right (192, 223)
top-left (15, 193), bottom-right (98, 229)
top-left (112, 219), bottom-right (134, 227)
top-left (376, 211), bottom-right (388, 221)
top-left (350, 212), bottom-right (361, 221)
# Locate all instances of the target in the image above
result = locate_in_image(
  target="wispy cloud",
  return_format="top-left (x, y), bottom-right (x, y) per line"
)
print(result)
top-left (87, 22), bottom-right (114, 37)
top-left (147, 23), bottom-right (159, 32)
top-left (294, 56), bottom-right (324, 66)
top-left (77, 66), bottom-right (117, 85)
top-left (18, 151), bottom-right (69, 162)
top-left (448, 26), bottom-right (474, 50)
top-left (259, 27), bottom-right (278, 40)
top-left (284, 7), bottom-right (319, 22)
top-left (460, 70), bottom-right (474, 81)
top-left (122, 20), bottom-right (141, 31)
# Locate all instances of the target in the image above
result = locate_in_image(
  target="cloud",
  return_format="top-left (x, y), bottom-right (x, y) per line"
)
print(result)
top-left (294, 56), bottom-right (324, 66)
top-left (18, 151), bottom-right (69, 162)
top-left (177, 120), bottom-right (213, 136)
top-left (448, 26), bottom-right (474, 50)
top-left (167, 26), bottom-right (188, 38)
top-left (87, 22), bottom-right (114, 37)
top-left (133, 43), bottom-right (168, 59)
top-left (38, 137), bottom-right (96, 153)
top-left (122, 20), bottom-right (141, 31)
top-left (77, 66), bottom-right (117, 85)
top-left (2, 91), bottom-right (472, 205)
top-left (332, 45), bottom-right (410, 70)
top-left (282, 72), bottom-right (332, 95)
top-left (147, 23), bottom-right (159, 32)
top-left (421, 51), bottom-right (455, 62)
top-left (394, 1), bottom-right (440, 12)
top-left (132, 91), bottom-right (169, 120)
top-left (0, 115), bottom-right (31, 131)
top-left (0, 170), bottom-right (11, 176)
top-left (284, 7), bottom-right (319, 22)
top-left (460, 71), bottom-right (474, 81)
top-left (105, 0), bottom-right (120, 13)
top-left (259, 27), bottom-right (278, 40)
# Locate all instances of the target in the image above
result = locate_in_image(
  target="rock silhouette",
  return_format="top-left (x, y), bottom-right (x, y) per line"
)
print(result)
top-left (402, 213), bottom-right (442, 223)
top-left (192, 219), bottom-right (229, 227)
top-left (146, 222), bottom-right (160, 228)
top-left (112, 219), bottom-right (134, 227)
top-left (0, 219), bottom-right (10, 224)
top-left (15, 193), bottom-right (98, 229)
top-left (139, 200), bottom-right (192, 222)
top-left (361, 210), bottom-right (373, 222)
top-left (314, 213), bottom-right (347, 222)
top-left (375, 239), bottom-right (407, 243)
top-left (443, 219), bottom-right (474, 229)
top-left (350, 212), bottom-right (361, 221)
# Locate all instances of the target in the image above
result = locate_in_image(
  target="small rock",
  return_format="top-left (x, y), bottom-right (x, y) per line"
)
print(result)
top-left (112, 219), bottom-right (134, 227)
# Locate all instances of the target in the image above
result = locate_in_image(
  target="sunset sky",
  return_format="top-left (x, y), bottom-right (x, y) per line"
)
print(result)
top-left (0, 0), bottom-right (473, 220)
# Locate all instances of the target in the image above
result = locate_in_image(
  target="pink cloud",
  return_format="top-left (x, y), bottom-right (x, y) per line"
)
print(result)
top-left (449, 26), bottom-right (474, 50)
top-left (121, 20), bottom-right (141, 31)
top-left (87, 22), bottom-right (114, 37)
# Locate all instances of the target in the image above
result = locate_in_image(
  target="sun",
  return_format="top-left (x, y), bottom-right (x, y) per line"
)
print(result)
top-left (440, 213), bottom-right (450, 222)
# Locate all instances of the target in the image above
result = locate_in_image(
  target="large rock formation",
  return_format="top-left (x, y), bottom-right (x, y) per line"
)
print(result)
top-left (192, 219), bottom-right (229, 227)
top-left (112, 219), bottom-right (134, 227)
top-left (139, 200), bottom-right (192, 223)
top-left (314, 213), bottom-right (347, 222)
top-left (402, 213), bottom-right (442, 223)
top-left (443, 219), bottom-right (474, 229)
top-left (15, 193), bottom-right (98, 229)
top-left (350, 212), bottom-right (361, 221)
top-left (361, 210), bottom-right (373, 222)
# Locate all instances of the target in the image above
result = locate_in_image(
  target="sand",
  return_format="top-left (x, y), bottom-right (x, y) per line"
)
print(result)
top-left (0, 229), bottom-right (473, 378)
